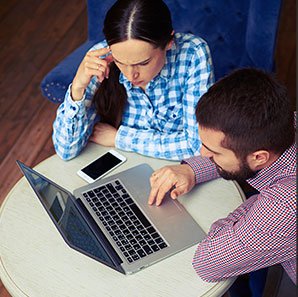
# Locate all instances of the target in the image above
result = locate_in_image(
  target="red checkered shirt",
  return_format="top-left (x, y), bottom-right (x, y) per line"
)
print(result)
top-left (184, 142), bottom-right (296, 284)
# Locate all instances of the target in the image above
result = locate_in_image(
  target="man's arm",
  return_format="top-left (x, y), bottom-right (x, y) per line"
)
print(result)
top-left (148, 156), bottom-right (219, 205)
top-left (192, 184), bottom-right (296, 282)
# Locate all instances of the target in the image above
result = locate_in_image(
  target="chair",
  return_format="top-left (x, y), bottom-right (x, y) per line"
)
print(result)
top-left (40, 0), bottom-right (282, 103)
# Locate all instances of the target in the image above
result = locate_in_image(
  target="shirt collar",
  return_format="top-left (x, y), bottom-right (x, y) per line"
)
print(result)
top-left (247, 142), bottom-right (297, 190)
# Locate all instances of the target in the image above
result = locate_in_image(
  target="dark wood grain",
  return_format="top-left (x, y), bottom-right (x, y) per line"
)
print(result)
top-left (275, 0), bottom-right (296, 110)
top-left (0, 0), bottom-right (295, 296)
top-left (0, 1), bottom-right (87, 293)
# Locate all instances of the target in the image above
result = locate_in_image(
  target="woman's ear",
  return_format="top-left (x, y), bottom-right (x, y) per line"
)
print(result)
top-left (247, 150), bottom-right (271, 170)
top-left (166, 31), bottom-right (175, 50)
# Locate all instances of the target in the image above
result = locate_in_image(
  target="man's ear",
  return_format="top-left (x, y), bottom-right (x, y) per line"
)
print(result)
top-left (247, 150), bottom-right (270, 170)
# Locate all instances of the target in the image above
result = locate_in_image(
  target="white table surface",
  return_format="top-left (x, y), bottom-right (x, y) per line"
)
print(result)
top-left (0, 143), bottom-right (245, 297)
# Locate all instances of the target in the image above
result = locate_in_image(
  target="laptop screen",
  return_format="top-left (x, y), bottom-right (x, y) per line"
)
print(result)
top-left (19, 163), bottom-right (115, 266)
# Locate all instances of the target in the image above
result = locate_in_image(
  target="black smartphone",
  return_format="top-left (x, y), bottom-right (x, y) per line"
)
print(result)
top-left (77, 150), bottom-right (126, 183)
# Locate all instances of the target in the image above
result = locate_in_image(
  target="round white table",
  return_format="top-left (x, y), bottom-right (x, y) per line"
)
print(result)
top-left (0, 143), bottom-right (245, 297)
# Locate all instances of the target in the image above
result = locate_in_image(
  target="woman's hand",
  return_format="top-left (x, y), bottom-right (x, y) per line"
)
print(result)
top-left (71, 47), bottom-right (113, 101)
top-left (89, 123), bottom-right (118, 147)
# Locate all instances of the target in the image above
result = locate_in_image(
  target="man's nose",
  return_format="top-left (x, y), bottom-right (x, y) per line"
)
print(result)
top-left (200, 146), bottom-right (213, 158)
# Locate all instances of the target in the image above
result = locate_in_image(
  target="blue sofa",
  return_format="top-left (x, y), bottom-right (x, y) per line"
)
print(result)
top-left (41, 0), bottom-right (282, 103)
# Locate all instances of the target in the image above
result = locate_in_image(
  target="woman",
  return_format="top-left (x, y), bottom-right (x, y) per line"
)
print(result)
top-left (53, 0), bottom-right (214, 161)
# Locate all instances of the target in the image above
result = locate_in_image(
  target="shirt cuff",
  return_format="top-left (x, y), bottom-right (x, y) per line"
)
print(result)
top-left (64, 84), bottom-right (86, 118)
top-left (182, 156), bottom-right (219, 184)
top-left (115, 125), bottom-right (134, 151)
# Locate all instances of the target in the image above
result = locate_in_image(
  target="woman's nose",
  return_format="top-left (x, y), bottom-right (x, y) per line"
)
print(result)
top-left (127, 66), bottom-right (138, 81)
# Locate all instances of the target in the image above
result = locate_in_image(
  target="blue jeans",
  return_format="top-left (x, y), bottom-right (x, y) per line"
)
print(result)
top-left (229, 268), bottom-right (268, 297)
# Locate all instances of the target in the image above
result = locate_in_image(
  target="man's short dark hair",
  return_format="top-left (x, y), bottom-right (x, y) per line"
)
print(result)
top-left (196, 68), bottom-right (295, 159)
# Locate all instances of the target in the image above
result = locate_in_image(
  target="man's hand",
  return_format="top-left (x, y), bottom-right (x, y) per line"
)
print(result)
top-left (89, 122), bottom-right (117, 147)
top-left (148, 164), bottom-right (196, 206)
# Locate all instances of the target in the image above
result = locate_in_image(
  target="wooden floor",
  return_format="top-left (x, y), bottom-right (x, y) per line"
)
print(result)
top-left (0, 0), bottom-right (296, 296)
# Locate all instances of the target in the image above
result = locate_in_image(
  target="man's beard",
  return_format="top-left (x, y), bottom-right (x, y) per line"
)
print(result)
top-left (210, 157), bottom-right (257, 181)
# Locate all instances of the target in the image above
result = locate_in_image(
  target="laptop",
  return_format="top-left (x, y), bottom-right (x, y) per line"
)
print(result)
top-left (17, 160), bottom-right (205, 274)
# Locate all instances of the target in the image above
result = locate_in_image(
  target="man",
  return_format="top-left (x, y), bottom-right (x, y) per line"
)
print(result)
top-left (148, 69), bottom-right (296, 289)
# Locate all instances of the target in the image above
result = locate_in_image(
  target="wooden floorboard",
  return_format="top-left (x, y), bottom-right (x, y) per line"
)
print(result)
top-left (0, 1), bottom-right (87, 293)
top-left (274, 0), bottom-right (296, 110)
top-left (0, 0), bottom-right (295, 296)
top-left (0, 0), bottom-right (86, 118)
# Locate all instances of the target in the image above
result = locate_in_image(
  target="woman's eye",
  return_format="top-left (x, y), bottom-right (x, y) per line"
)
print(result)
top-left (139, 61), bottom-right (149, 66)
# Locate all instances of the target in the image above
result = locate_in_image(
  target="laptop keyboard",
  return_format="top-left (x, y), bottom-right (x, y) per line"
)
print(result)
top-left (83, 179), bottom-right (168, 264)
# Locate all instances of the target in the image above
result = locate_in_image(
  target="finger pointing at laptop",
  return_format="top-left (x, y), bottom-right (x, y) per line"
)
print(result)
top-left (148, 164), bottom-right (196, 206)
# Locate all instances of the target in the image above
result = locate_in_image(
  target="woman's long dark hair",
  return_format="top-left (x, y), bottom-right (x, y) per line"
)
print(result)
top-left (93, 0), bottom-right (173, 128)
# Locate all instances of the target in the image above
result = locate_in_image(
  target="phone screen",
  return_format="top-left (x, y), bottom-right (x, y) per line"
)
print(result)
top-left (81, 152), bottom-right (123, 180)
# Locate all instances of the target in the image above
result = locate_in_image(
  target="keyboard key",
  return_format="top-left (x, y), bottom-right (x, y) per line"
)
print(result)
top-left (130, 239), bottom-right (137, 245)
top-left (119, 224), bottom-right (126, 230)
top-left (159, 243), bottom-right (168, 249)
top-left (143, 245), bottom-right (153, 255)
top-left (125, 198), bottom-right (134, 205)
top-left (132, 254), bottom-right (140, 261)
top-left (147, 227), bottom-right (155, 234)
top-left (123, 206), bottom-right (130, 212)
top-left (133, 244), bottom-right (141, 250)
top-left (148, 240), bottom-right (155, 246)
top-left (94, 186), bottom-right (105, 193)
top-left (132, 230), bottom-right (139, 236)
top-left (152, 232), bottom-right (159, 239)
top-left (124, 244), bottom-right (132, 250)
top-left (130, 204), bottom-right (151, 228)
top-left (140, 230), bottom-right (147, 236)
top-left (95, 201), bottom-right (102, 207)
top-left (121, 239), bottom-right (129, 245)
top-left (151, 244), bottom-right (160, 252)
top-left (106, 206), bottom-right (113, 212)
top-left (128, 249), bottom-right (136, 255)
top-left (155, 238), bottom-right (164, 244)
top-left (87, 191), bottom-right (95, 198)
top-left (115, 230), bottom-right (121, 235)
top-left (123, 230), bottom-right (130, 236)
top-left (139, 240), bottom-right (146, 246)
top-left (126, 234), bottom-right (133, 240)
top-left (137, 249), bottom-right (146, 258)
top-left (107, 183), bottom-right (116, 194)
top-left (137, 225), bottom-right (145, 231)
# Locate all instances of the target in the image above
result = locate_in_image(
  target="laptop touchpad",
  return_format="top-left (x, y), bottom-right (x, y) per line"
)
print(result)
top-left (148, 192), bottom-right (183, 219)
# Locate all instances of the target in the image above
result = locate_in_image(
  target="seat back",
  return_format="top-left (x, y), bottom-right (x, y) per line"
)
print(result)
top-left (40, 0), bottom-right (282, 102)
top-left (86, 0), bottom-right (282, 80)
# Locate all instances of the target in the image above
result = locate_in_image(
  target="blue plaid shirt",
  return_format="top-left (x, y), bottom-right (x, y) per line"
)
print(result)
top-left (53, 33), bottom-right (214, 160)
